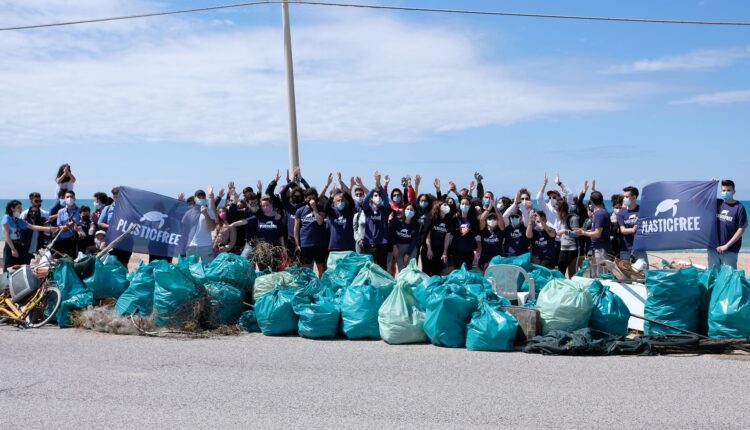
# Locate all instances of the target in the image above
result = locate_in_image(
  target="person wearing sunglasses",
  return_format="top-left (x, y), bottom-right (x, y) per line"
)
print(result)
top-left (3, 200), bottom-right (59, 271)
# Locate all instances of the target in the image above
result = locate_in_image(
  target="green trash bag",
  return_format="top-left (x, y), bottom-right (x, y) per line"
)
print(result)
top-left (286, 266), bottom-right (319, 291)
top-left (522, 264), bottom-right (564, 293)
top-left (341, 262), bottom-right (395, 339)
top-left (466, 298), bottom-right (517, 352)
top-left (698, 267), bottom-right (719, 335)
top-left (490, 252), bottom-right (532, 271)
top-left (293, 289), bottom-right (340, 339)
top-left (253, 271), bottom-right (295, 301)
top-left (205, 252), bottom-right (254, 291)
top-left (326, 251), bottom-right (369, 272)
top-left (708, 266), bottom-right (750, 339)
top-left (255, 287), bottom-right (298, 336)
top-left (644, 267), bottom-right (701, 335)
top-left (203, 282), bottom-right (245, 327)
top-left (152, 260), bottom-right (206, 328)
top-left (414, 276), bottom-right (449, 311)
top-left (537, 278), bottom-right (593, 335)
top-left (586, 280), bottom-right (630, 337)
top-left (320, 253), bottom-right (373, 292)
top-left (378, 280), bottom-right (427, 344)
top-left (176, 255), bottom-right (208, 286)
top-left (54, 260), bottom-right (94, 328)
top-left (575, 259), bottom-right (591, 277)
top-left (446, 264), bottom-right (492, 298)
top-left (396, 259), bottom-right (429, 290)
top-left (423, 283), bottom-right (478, 348)
top-left (115, 262), bottom-right (156, 316)
top-left (238, 309), bottom-right (260, 332)
top-left (84, 258), bottom-right (130, 300)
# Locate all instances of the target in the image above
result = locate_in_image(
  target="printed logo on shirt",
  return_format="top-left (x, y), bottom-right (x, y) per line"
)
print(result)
top-left (259, 221), bottom-right (278, 230)
top-left (483, 233), bottom-right (499, 244)
top-left (510, 229), bottom-right (523, 240)
top-left (718, 209), bottom-right (734, 222)
top-left (397, 228), bottom-right (412, 239)
top-left (433, 223), bottom-right (447, 234)
top-left (334, 215), bottom-right (348, 226)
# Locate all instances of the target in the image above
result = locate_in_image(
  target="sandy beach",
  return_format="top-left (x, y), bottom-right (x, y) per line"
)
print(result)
top-left (3, 249), bottom-right (748, 274)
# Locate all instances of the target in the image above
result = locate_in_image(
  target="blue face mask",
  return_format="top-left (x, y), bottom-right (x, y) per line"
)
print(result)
top-left (482, 198), bottom-right (491, 207)
top-left (392, 195), bottom-right (402, 203)
top-left (721, 191), bottom-right (734, 200)
top-left (195, 198), bottom-right (207, 206)
top-left (460, 204), bottom-right (470, 214)
top-left (510, 217), bottom-right (521, 227)
top-left (419, 200), bottom-right (428, 209)
top-left (336, 201), bottom-right (346, 211)
top-left (59, 198), bottom-right (65, 206)
top-left (405, 209), bottom-right (415, 219)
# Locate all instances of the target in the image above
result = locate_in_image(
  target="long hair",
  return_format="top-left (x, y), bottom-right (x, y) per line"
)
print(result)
top-left (5, 200), bottom-right (21, 216)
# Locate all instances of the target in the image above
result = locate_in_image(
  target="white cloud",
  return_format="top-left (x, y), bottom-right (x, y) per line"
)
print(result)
top-left (671, 89), bottom-right (750, 105)
top-left (0, 1), bottom-right (654, 147)
top-left (610, 46), bottom-right (750, 73)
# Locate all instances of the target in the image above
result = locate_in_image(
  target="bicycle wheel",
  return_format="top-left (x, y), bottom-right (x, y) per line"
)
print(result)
top-left (25, 286), bottom-right (61, 328)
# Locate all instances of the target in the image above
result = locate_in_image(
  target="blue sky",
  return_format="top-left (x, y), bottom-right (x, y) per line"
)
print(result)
top-left (1, 0), bottom-right (749, 200)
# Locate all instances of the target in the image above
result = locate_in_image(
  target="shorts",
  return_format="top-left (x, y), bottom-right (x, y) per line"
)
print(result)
top-left (299, 246), bottom-right (329, 265)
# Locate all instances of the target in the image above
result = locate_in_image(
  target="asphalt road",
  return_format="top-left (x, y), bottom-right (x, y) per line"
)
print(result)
top-left (1, 326), bottom-right (748, 429)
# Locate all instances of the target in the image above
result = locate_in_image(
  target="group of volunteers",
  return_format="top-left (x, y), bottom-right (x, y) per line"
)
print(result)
top-left (2, 164), bottom-right (747, 276)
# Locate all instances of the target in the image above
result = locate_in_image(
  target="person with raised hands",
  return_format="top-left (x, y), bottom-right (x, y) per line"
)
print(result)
top-left (478, 199), bottom-right (505, 270)
top-left (450, 196), bottom-right (480, 270)
top-left (422, 199), bottom-right (455, 276)
top-left (360, 171), bottom-right (391, 270)
top-left (184, 187), bottom-right (218, 262)
top-left (388, 202), bottom-right (420, 272)
top-left (294, 187), bottom-right (328, 275)
top-left (526, 209), bottom-right (558, 269)
top-left (325, 178), bottom-right (356, 253)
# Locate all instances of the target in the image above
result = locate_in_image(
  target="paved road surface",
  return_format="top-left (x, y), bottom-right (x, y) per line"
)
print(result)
top-left (1, 326), bottom-right (748, 429)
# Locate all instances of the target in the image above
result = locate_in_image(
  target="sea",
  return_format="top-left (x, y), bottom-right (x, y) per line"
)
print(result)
top-left (1, 198), bottom-right (748, 251)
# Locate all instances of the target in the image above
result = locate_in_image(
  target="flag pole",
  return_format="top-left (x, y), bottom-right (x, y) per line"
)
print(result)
top-left (282, 0), bottom-right (300, 172)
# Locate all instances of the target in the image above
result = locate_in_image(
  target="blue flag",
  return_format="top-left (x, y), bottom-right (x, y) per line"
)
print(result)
top-left (633, 181), bottom-right (718, 251)
top-left (105, 186), bottom-right (201, 257)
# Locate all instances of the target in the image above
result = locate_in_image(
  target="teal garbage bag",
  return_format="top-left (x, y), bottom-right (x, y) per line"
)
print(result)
top-left (293, 289), bottom-right (340, 339)
top-left (522, 264), bottom-right (564, 293)
top-left (320, 253), bottom-right (373, 292)
top-left (708, 266), bottom-right (750, 339)
top-left (152, 260), bottom-right (206, 328)
top-left (205, 253), bottom-right (254, 291)
top-left (255, 287), bottom-right (298, 336)
top-left (378, 280), bottom-right (427, 344)
top-left (699, 267), bottom-right (719, 335)
top-left (466, 298), bottom-right (517, 352)
top-left (341, 262), bottom-right (395, 339)
top-left (84, 258), bottom-right (130, 300)
top-left (203, 282), bottom-right (245, 327)
top-left (644, 267), bottom-right (701, 335)
top-left (54, 260), bottom-right (94, 328)
top-left (286, 266), bottom-right (319, 291)
top-left (326, 251), bottom-right (369, 272)
top-left (537, 278), bottom-right (593, 334)
top-left (446, 264), bottom-right (492, 297)
top-left (253, 271), bottom-right (295, 301)
top-left (177, 255), bottom-right (208, 286)
top-left (423, 284), bottom-right (478, 348)
top-left (115, 262), bottom-right (156, 316)
top-left (396, 259), bottom-right (428, 291)
top-left (414, 276), bottom-right (448, 310)
top-left (238, 309), bottom-right (260, 332)
top-left (586, 280), bottom-right (630, 337)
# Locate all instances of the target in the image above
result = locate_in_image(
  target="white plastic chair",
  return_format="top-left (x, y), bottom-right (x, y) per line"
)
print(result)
top-left (484, 264), bottom-right (536, 306)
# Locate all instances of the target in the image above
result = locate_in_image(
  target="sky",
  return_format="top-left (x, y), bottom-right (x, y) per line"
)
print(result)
top-left (1, 0), bottom-right (749, 200)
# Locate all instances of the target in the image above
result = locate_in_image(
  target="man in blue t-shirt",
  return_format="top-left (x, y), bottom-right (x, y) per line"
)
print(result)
top-left (618, 186), bottom-right (648, 271)
top-left (709, 179), bottom-right (747, 269)
top-left (575, 191), bottom-right (611, 265)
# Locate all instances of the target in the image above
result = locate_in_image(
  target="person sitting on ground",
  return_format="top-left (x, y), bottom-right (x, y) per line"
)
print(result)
top-left (3, 200), bottom-right (59, 271)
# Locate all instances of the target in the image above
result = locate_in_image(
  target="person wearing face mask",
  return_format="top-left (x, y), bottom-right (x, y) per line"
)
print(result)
top-left (294, 188), bottom-right (328, 274)
top-left (617, 186), bottom-right (647, 271)
top-left (356, 173), bottom-right (391, 270)
top-left (502, 208), bottom-right (530, 257)
top-left (3, 200), bottom-right (59, 271)
top-left (389, 188), bottom-right (405, 216)
top-left (211, 207), bottom-right (237, 257)
top-left (388, 203), bottom-right (420, 272)
top-left (325, 189), bottom-right (356, 252)
top-left (85, 230), bottom-right (108, 255)
top-left (503, 189), bottom-right (532, 231)
top-left (78, 205), bottom-right (95, 252)
top-left (478, 203), bottom-right (505, 270)
top-left (709, 179), bottom-right (747, 269)
top-left (53, 190), bottom-right (82, 258)
top-left (526, 209), bottom-right (558, 269)
top-left (20, 192), bottom-right (51, 256)
top-left (352, 184), bottom-right (370, 254)
top-left (422, 200), bottom-right (455, 276)
top-left (450, 197), bottom-right (480, 270)
top-left (555, 199), bottom-right (581, 277)
top-left (414, 193), bottom-right (434, 263)
top-left (609, 194), bottom-right (624, 258)
top-left (575, 191), bottom-right (612, 267)
top-left (184, 188), bottom-right (218, 262)
top-left (231, 196), bottom-right (286, 263)
top-left (48, 189), bottom-right (67, 223)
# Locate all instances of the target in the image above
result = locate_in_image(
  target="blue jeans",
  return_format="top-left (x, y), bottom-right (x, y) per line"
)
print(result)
top-left (708, 249), bottom-right (738, 269)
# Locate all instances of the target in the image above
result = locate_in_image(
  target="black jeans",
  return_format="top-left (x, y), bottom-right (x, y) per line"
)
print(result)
top-left (451, 250), bottom-right (475, 271)
top-left (557, 250), bottom-right (579, 278)
top-left (421, 249), bottom-right (445, 276)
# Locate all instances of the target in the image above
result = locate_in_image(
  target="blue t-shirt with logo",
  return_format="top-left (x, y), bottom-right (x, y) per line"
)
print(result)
top-left (590, 208), bottom-right (612, 251)
top-left (246, 214), bottom-right (284, 246)
top-left (503, 224), bottom-right (529, 257)
top-left (389, 218), bottom-right (419, 250)
top-left (717, 200), bottom-right (748, 253)
top-left (1, 215), bottom-right (29, 241)
top-left (479, 227), bottom-right (503, 261)
top-left (326, 204), bottom-right (355, 251)
top-left (616, 205), bottom-right (640, 252)
top-left (428, 217), bottom-right (454, 254)
top-left (531, 228), bottom-right (558, 261)
top-left (294, 205), bottom-right (327, 248)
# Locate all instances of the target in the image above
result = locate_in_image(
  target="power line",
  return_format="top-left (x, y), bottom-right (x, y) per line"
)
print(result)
top-left (1, 0), bottom-right (749, 31)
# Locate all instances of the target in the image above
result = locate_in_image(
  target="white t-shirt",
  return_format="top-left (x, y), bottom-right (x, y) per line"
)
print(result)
top-left (189, 210), bottom-right (216, 247)
top-left (57, 180), bottom-right (75, 192)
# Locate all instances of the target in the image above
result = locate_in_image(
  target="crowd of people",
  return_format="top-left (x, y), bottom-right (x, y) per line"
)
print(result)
top-left (2, 164), bottom-right (747, 276)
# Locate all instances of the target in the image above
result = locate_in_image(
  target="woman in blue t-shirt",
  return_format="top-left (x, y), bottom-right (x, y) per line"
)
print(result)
top-left (388, 203), bottom-right (420, 272)
top-left (325, 190), bottom-right (356, 252)
top-left (450, 197), bottom-right (479, 270)
top-left (358, 173), bottom-right (391, 270)
top-left (3, 200), bottom-right (59, 271)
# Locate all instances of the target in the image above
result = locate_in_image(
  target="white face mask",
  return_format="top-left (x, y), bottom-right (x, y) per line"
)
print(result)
top-left (372, 196), bottom-right (382, 206)
top-left (487, 220), bottom-right (498, 229)
top-left (65, 197), bottom-right (75, 207)
top-left (95, 202), bottom-right (104, 210)
top-left (440, 205), bottom-right (450, 215)
top-left (548, 198), bottom-right (557, 207)
top-left (622, 197), bottom-right (631, 207)
top-left (95, 239), bottom-right (105, 248)
top-left (14, 209), bottom-right (22, 217)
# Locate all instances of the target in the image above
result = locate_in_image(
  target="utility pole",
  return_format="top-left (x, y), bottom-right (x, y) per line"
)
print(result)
top-left (282, 0), bottom-right (300, 172)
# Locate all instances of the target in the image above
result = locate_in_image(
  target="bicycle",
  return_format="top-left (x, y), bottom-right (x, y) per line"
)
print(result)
top-left (0, 231), bottom-right (65, 328)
